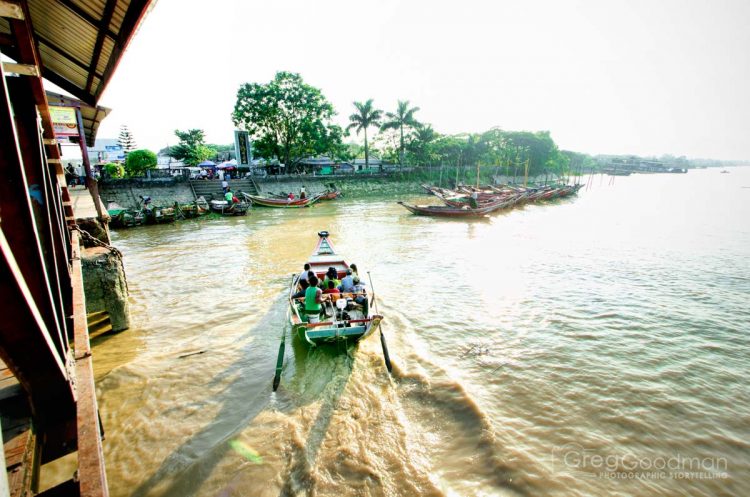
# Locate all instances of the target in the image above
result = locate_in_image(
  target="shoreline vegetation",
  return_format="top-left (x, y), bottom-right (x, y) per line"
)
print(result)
top-left (109, 71), bottom-right (744, 186)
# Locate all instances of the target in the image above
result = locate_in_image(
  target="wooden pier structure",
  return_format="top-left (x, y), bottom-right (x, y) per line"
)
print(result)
top-left (0, 1), bottom-right (153, 495)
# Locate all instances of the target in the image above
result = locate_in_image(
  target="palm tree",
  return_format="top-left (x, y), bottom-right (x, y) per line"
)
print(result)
top-left (347, 99), bottom-right (383, 171)
top-left (409, 123), bottom-right (437, 166)
top-left (380, 100), bottom-right (420, 166)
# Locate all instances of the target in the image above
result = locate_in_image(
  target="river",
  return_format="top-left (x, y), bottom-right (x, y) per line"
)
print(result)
top-left (81, 167), bottom-right (750, 496)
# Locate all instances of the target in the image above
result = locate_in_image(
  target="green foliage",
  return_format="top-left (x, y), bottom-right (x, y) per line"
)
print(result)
top-left (380, 100), bottom-right (420, 164)
top-left (103, 162), bottom-right (125, 179)
top-left (232, 71), bottom-right (339, 170)
top-left (347, 99), bottom-right (383, 170)
top-left (169, 129), bottom-right (218, 166)
top-left (125, 149), bottom-right (157, 177)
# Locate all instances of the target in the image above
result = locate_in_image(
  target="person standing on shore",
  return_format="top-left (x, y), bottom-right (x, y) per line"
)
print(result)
top-left (222, 178), bottom-right (229, 194)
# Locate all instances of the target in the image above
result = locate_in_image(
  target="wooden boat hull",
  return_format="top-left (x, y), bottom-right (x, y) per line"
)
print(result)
top-left (319, 190), bottom-right (341, 200)
top-left (245, 193), bottom-right (321, 208)
top-left (398, 198), bottom-right (514, 217)
top-left (108, 209), bottom-right (144, 228)
top-left (209, 200), bottom-right (250, 216)
top-left (292, 314), bottom-right (383, 345)
top-left (288, 232), bottom-right (383, 346)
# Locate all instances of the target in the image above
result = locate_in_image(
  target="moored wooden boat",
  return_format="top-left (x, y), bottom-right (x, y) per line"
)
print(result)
top-left (398, 196), bottom-right (513, 217)
top-left (243, 193), bottom-right (322, 208)
top-left (107, 203), bottom-right (145, 228)
top-left (288, 231), bottom-right (383, 346)
top-left (209, 199), bottom-right (250, 215)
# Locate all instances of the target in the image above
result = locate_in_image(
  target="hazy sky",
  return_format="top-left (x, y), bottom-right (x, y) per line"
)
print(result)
top-left (93, 0), bottom-right (750, 160)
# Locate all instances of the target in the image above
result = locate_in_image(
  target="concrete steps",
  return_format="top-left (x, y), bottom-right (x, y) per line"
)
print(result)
top-left (189, 179), bottom-right (259, 200)
top-left (87, 311), bottom-right (112, 338)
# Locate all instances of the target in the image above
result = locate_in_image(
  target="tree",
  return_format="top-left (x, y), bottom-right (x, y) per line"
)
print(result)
top-left (380, 100), bottom-right (420, 165)
top-left (346, 99), bottom-right (383, 171)
top-left (169, 129), bottom-right (217, 166)
top-left (103, 162), bottom-right (125, 179)
top-left (125, 149), bottom-right (157, 177)
top-left (118, 125), bottom-right (137, 155)
top-left (407, 123), bottom-right (438, 166)
top-left (232, 71), bottom-right (339, 169)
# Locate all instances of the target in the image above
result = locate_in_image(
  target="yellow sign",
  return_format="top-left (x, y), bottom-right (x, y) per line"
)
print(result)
top-left (49, 106), bottom-right (77, 124)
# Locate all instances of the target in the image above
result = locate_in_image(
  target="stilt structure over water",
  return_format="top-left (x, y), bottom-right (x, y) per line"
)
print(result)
top-left (0, 1), bottom-right (153, 495)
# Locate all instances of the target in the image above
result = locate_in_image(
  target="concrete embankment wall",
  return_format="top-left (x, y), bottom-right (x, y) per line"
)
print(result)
top-left (99, 178), bottom-right (195, 209)
top-left (100, 175), bottom-right (427, 208)
top-left (256, 175), bottom-right (424, 197)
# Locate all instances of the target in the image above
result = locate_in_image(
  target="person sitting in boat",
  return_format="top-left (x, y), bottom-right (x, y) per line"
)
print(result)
top-left (323, 280), bottom-right (340, 295)
top-left (338, 268), bottom-right (355, 293)
top-left (349, 263), bottom-right (358, 276)
top-left (287, 192), bottom-right (295, 200)
top-left (322, 267), bottom-right (340, 289)
top-left (292, 278), bottom-right (309, 299)
top-left (297, 264), bottom-right (312, 285)
top-left (351, 276), bottom-right (368, 315)
top-left (303, 275), bottom-right (325, 323)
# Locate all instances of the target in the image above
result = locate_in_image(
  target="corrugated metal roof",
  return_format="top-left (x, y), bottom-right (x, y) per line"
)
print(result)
top-left (0, 0), bottom-right (156, 106)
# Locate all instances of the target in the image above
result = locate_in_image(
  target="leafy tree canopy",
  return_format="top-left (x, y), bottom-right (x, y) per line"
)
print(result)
top-left (104, 162), bottom-right (125, 179)
top-left (232, 71), bottom-right (340, 169)
top-left (125, 149), bottom-right (157, 177)
top-left (169, 129), bottom-right (218, 166)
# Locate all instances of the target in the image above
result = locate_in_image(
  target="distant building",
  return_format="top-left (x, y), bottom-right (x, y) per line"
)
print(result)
top-left (352, 158), bottom-right (382, 171)
top-left (298, 156), bottom-right (355, 174)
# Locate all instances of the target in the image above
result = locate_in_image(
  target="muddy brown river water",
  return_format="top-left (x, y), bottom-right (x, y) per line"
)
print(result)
top-left (50, 168), bottom-right (750, 496)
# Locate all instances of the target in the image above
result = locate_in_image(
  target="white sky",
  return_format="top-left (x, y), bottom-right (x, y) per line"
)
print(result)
top-left (93, 0), bottom-right (750, 160)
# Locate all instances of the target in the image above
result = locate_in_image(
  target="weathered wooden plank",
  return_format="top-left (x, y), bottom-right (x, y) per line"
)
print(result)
top-left (2, 63), bottom-right (37, 76)
top-left (71, 232), bottom-right (109, 497)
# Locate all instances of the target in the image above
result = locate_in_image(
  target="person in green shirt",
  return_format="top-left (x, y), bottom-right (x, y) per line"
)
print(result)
top-left (303, 275), bottom-right (324, 323)
top-left (322, 267), bottom-right (340, 290)
top-left (224, 190), bottom-right (233, 203)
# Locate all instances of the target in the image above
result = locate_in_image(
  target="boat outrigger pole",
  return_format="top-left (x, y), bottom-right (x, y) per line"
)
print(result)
top-left (368, 271), bottom-right (392, 373)
top-left (273, 274), bottom-right (296, 391)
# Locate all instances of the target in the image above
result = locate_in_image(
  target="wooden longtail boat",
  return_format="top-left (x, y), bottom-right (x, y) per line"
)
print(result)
top-left (288, 231), bottom-right (383, 346)
top-left (398, 196), bottom-right (514, 217)
top-left (107, 204), bottom-right (144, 228)
top-left (243, 193), bottom-right (322, 208)
top-left (319, 189), bottom-right (342, 200)
top-left (209, 200), bottom-right (250, 215)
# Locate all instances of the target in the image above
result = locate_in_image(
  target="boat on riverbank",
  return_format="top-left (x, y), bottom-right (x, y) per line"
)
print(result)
top-left (398, 197), bottom-right (513, 217)
top-left (288, 232), bottom-right (383, 346)
top-left (209, 199), bottom-right (250, 215)
top-left (108, 203), bottom-right (145, 228)
top-left (242, 193), bottom-right (322, 208)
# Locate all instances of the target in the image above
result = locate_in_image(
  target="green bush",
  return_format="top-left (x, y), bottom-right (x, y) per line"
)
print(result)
top-left (104, 162), bottom-right (125, 179)
top-left (125, 149), bottom-right (157, 177)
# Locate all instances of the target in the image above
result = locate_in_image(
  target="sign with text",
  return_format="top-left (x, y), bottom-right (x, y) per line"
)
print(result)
top-left (50, 106), bottom-right (79, 137)
top-left (234, 130), bottom-right (253, 167)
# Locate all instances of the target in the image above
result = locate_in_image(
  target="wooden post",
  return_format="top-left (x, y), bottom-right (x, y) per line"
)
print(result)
top-left (76, 106), bottom-right (105, 221)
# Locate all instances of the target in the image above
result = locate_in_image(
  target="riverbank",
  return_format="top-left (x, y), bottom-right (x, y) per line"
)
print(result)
top-left (98, 175), bottom-right (432, 209)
